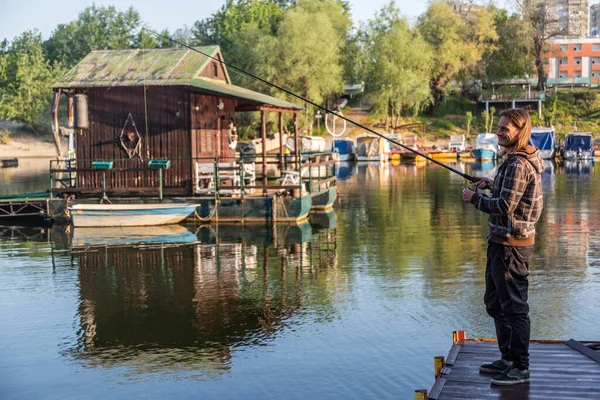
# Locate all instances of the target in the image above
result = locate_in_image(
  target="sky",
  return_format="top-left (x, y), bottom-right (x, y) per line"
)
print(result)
top-left (0, 0), bottom-right (433, 42)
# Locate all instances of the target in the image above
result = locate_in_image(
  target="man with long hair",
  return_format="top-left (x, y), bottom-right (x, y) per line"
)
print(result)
top-left (462, 108), bottom-right (544, 385)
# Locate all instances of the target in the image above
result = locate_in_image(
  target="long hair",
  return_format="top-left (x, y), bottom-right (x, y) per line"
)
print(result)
top-left (499, 108), bottom-right (532, 152)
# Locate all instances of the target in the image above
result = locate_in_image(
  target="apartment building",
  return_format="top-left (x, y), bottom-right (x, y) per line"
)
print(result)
top-left (545, 38), bottom-right (600, 81)
top-left (527, 0), bottom-right (589, 37)
top-left (591, 3), bottom-right (600, 36)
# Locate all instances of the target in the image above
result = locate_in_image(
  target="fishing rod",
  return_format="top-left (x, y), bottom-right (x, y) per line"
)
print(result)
top-left (143, 28), bottom-right (478, 183)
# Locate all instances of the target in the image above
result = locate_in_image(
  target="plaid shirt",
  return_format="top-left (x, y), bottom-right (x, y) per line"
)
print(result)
top-left (474, 150), bottom-right (544, 239)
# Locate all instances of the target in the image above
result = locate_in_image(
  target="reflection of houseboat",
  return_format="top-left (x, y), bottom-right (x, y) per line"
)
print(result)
top-left (472, 133), bottom-right (498, 161)
top-left (335, 161), bottom-right (355, 181)
top-left (355, 134), bottom-right (389, 162)
top-left (529, 127), bottom-right (556, 159)
top-left (563, 159), bottom-right (594, 174)
top-left (560, 133), bottom-right (594, 160)
top-left (333, 138), bottom-right (355, 161)
top-left (71, 225), bottom-right (198, 247)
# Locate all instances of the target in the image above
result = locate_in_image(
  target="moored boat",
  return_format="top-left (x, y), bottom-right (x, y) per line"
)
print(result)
top-left (472, 133), bottom-right (498, 161)
top-left (1, 158), bottom-right (18, 168)
top-left (560, 132), bottom-right (594, 160)
top-left (333, 138), bottom-right (355, 161)
top-left (530, 127), bottom-right (556, 159)
top-left (69, 203), bottom-right (198, 227)
top-left (355, 134), bottom-right (389, 162)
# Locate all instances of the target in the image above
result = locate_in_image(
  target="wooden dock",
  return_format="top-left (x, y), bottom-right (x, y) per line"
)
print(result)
top-left (417, 331), bottom-right (600, 400)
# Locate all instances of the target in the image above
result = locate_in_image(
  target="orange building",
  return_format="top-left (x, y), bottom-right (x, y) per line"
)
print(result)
top-left (545, 38), bottom-right (600, 83)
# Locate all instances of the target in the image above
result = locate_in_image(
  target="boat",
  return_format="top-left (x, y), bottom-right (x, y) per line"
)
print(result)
top-left (285, 135), bottom-right (327, 153)
top-left (239, 132), bottom-right (288, 155)
top-left (529, 127), bottom-right (556, 159)
top-left (354, 134), bottom-right (390, 162)
top-left (1, 158), bottom-right (18, 168)
top-left (332, 138), bottom-right (355, 161)
top-left (472, 133), bottom-right (498, 161)
top-left (71, 225), bottom-right (199, 248)
top-left (560, 132), bottom-right (594, 160)
top-left (395, 134), bottom-right (427, 162)
top-left (69, 203), bottom-right (199, 227)
top-left (448, 135), bottom-right (466, 152)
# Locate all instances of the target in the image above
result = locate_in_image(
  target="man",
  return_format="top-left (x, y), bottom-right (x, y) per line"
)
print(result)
top-left (462, 108), bottom-right (544, 386)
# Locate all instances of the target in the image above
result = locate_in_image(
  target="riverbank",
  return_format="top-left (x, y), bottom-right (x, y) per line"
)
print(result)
top-left (0, 135), bottom-right (65, 158)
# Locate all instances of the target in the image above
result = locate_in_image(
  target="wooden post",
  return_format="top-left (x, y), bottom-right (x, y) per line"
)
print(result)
top-left (278, 112), bottom-right (284, 171)
top-left (414, 389), bottom-right (428, 400)
top-left (453, 330), bottom-right (466, 344)
top-left (434, 356), bottom-right (445, 378)
top-left (294, 113), bottom-right (299, 171)
top-left (261, 110), bottom-right (267, 196)
top-left (51, 89), bottom-right (64, 158)
top-left (67, 93), bottom-right (74, 128)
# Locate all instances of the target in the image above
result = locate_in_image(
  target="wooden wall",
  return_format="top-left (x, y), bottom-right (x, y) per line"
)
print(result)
top-left (198, 53), bottom-right (228, 82)
top-left (74, 86), bottom-right (235, 196)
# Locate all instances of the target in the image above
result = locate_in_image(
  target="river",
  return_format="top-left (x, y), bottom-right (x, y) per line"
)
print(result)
top-left (1, 159), bottom-right (599, 399)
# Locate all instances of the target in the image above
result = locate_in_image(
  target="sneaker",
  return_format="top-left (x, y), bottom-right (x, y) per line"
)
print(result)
top-left (479, 359), bottom-right (513, 374)
top-left (491, 367), bottom-right (531, 386)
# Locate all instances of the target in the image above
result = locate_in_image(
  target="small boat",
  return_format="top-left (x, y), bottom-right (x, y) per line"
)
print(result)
top-left (395, 134), bottom-right (427, 163)
top-left (1, 158), bottom-right (18, 168)
top-left (560, 132), bottom-right (594, 160)
top-left (69, 203), bottom-right (198, 227)
top-left (530, 127), bottom-right (556, 159)
top-left (240, 132), bottom-right (288, 155)
top-left (429, 148), bottom-right (458, 160)
top-left (472, 133), bottom-right (498, 161)
top-left (449, 135), bottom-right (466, 152)
top-left (355, 134), bottom-right (389, 162)
top-left (333, 138), bottom-right (355, 161)
top-left (286, 135), bottom-right (327, 153)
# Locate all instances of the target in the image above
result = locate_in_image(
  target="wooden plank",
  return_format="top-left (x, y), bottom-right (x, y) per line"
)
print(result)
top-left (428, 378), bottom-right (446, 400)
top-left (446, 343), bottom-right (461, 366)
top-left (566, 339), bottom-right (600, 364)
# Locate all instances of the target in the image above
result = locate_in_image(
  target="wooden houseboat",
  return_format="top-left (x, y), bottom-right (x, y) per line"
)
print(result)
top-left (45, 46), bottom-right (337, 224)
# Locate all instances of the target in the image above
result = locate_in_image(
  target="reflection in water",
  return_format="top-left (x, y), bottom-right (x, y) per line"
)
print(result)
top-left (60, 219), bottom-right (339, 375)
top-left (469, 159), bottom-right (498, 179)
top-left (0, 157), bottom-right (52, 195)
top-left (561, 159), bottom-right (594, 175)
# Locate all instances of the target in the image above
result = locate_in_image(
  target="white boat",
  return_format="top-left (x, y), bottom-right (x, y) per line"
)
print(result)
top-left (240, 132), bottom-right (288, 155)
top-left (286, 135), bottom-right (327, 153)
top-left (69, 203), bottom-right (198, 227)
top-left (354, 134), bottom-right (390, 162)
top-left (472, 133), bottom-right (499, 161)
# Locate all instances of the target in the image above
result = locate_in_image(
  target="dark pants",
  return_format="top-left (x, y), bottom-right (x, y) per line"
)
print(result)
top-left (484, 241), bottom-right (534, 370)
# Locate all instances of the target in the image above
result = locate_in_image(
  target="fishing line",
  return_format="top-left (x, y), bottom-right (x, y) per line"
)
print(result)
top-left (142, 28), bottom-right (477, 182)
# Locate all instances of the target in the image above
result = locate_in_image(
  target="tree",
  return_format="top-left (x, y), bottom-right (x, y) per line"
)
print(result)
top-left (466, 111), bottom-right (473, 136)
top-left (44, 5), bottom-right (142, 67)
top-left (483, 8), bottom-right (534, 80)
top-left (362, 2), bottom-right (433, 127)
top-left (516, 0), bottom-right (583, 90)
top-left (258, 3), bottom-right (345, 132)
top-left (418, 1), bottom-right (497, 113)
top-left (0, 30), bottom-right (59, 133)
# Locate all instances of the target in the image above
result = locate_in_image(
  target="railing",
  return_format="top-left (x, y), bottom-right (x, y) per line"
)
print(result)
top-left (48, 152), bottom-right (337, 199)
top-left (479, 90), bottom-right (544, 101)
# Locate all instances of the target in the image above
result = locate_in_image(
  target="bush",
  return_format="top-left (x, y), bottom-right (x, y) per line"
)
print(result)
top-left (0, 130), bottom-right (10, 145)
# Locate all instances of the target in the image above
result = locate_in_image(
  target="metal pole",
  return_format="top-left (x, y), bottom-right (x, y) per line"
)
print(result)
top-left (278, 112), bottom-right (284, 171)
top-left (159, 168), bottom-right (163, 200)
top-left (294, 114), bottom-right (299, 171)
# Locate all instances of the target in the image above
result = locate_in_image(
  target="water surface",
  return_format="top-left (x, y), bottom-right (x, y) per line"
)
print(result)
top-left (1, 159), bottom-right (599, 399)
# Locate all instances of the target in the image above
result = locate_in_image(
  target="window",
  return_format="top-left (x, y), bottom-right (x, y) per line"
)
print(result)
top-left (560, 45), bottom-right (569, 52)
top-left (212, 62), bottom-right (218, 78)
top-left (560, 58), bottom-right (568, 65)
top-left (593, 43), bottom-right (600, 51)
top-left (573, 44), bottom-right (582, 52)
top-left (575, 58), bottom-right (582, 65)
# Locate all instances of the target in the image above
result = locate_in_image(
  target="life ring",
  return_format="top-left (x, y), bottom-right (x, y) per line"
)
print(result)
top-left (228, 121), bottom-right (238, 149)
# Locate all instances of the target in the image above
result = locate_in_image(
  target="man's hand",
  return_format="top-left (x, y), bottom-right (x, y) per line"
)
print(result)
top-left (462, 187), bottom-right (476, 203)
top-left (473, 177), bottom-right (493, 190)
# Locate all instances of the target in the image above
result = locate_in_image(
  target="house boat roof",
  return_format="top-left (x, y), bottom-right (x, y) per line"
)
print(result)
top-left (53, 46), bottom-right (302, 112)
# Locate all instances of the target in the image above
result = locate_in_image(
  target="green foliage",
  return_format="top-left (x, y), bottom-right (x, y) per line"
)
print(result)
top-left (418, 1), bottom-right (497, 112)
top-left (466, 111), bottom-right (473, 136)
top-left (0, 130), bottom-right (10, 144)
top-left (0, 30), bottom-right (60, 132)
top-left (43, 5), bottom-right (142, 67)
top-left (483, 8), bottom-right (533, 80)
top-left (362, 2), bottom-right (433, 126)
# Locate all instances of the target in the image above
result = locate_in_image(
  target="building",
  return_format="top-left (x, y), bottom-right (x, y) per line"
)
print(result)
top-left (51, 46), bottom-right (302, 197)
top-left (545, 37), bottom-right (600, 83)
top-left (591, 2), bottom-right (600, 36)
top-left (527, 0), bottom-right (589, 38)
